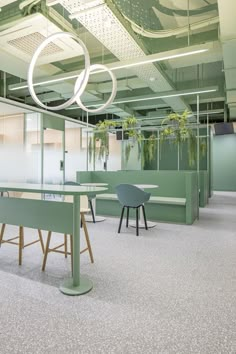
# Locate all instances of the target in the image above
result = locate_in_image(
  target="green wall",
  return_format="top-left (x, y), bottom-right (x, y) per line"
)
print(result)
top-left (213, 134), bottom-right (236, 191)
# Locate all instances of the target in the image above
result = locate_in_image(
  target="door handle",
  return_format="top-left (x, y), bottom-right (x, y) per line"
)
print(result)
top-left (60, 160), bottom-right (64, 171)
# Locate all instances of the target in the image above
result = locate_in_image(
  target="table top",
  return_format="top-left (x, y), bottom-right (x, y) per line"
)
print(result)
top-left (80, 182), bottom-right (108, 186)
top-left (134, 184), bottom-right (159, 189)
top-left (0, 183), bottom-right (107, 196)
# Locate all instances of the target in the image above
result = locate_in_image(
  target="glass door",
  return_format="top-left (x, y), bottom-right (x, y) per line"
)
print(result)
top-left (41, 115), bottom-right (65, 187)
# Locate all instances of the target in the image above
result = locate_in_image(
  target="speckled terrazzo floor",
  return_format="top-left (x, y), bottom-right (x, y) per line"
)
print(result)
top-left (0, 191), bottom-right (235, 354)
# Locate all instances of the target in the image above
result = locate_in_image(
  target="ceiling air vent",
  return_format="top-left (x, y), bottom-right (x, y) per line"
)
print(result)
top-left (8, 32), bottom-right (63, 57)
top-left (0, 13), bottom-right (84, 64)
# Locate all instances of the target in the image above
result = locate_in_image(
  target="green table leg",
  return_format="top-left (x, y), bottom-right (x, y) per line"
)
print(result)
top-left (60, 195), bottom-right (93, 295)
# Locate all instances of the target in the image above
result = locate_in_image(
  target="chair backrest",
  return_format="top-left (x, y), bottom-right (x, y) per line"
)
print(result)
top-left (115, 184), bottom-right (151, 208)
top-left (64, 181), bottom-right (80, 186)
top-left (65, 180), bottom-right (96, 200)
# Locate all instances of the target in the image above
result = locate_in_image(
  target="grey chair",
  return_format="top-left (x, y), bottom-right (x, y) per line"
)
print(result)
top-left (115, 184), bottom-right (151, 236)
top-left (64, 181), bottom-right (96, 223)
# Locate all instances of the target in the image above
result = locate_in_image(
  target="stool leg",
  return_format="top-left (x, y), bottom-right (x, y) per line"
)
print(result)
top-left (64, 234), bottom-right (68, 258)
top-left (21, 226), bottom-right (24, 249)
top-left (118, 207), bottom-right (125, 233)
top-left (42, 231), bottom-right (52, 271)
top-left (0, 224), bottom-right (6, 247)
top-left (19, 226), bottom-right (23, 265)
top-left (81, 212), bottom-right (94, 263)
top-left (37, 229), bottom-right (45, 253)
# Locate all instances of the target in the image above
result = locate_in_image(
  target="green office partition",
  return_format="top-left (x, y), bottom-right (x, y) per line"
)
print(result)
top-left (213, 134), bottom-right (236, 191)
top-left (159, 140), bottom-right (178, 170)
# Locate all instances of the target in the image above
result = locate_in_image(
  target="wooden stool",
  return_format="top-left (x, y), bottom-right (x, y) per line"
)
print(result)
top-left (0, 224), bottom-right (44, 265)
top-left (42, 209), bottom-right (94, 271)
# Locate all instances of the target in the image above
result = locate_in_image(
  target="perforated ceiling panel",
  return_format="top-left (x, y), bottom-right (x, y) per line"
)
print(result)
top-left (8, 32), bottom-right (63, 57)
top-left (0, 13), bottom-right (84, 65)
top-left (61, 0), bottom-right (188, 111)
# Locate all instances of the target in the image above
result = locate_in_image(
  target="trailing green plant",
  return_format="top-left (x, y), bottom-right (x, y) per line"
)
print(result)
top-left (122, 116), bottom-right (143, 164)
top-left (142, 133), bottom-right (157, 169)
top-left (160, 110), bottom-right (198, 167)
top-left (89, 120), bottom-right (117, 163)
top-left (199, 137), bottom-right (207, 157)
top-left (88, 116), bottom-right (158, 168)
top-left (160, 110), bottom-right (192, 144)
top-left (125, 142), bottom-right (132, 163)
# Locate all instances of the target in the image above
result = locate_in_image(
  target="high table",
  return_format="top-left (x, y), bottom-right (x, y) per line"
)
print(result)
top-left (0, 182), bottom-right (107, 296)
top-left (80, 182), bottom-right (108, 222)
top-left (130, 184), bottom-right (159, 229)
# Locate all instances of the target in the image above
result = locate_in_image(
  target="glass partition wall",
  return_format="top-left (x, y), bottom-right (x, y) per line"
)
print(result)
top-left (83, 121), bottom-right (210, 174)
top-left (0, 95), bottom-right (211, 183)
top-left (0, 107), bottom-right (87, 184)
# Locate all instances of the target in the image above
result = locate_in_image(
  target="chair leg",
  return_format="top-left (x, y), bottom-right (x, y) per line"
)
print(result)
top-left (136, 208), bottom-right (139, 236)
top-left (70, 234), bottom-right (73, 275)
top-left (81, 212), bottom-right (94, 263)
top-left (42, 231), bottom-right (52, 271)
top-left (118, 207), bottom-right (125, 233)
top-left (0, 223), bottom-right (6, 247)
top-left (89, 199), bottom-right (96, 223)
top-left (126, 207), bottom-right (129, 227)
top-left (142, 205), bottom-right (148, 230)
top-left (64, 234), bottom-right (68, 258)
top-left (37, 229), bottom-right (45, 253)
top-left (19, 226), bottom-right (24, 265)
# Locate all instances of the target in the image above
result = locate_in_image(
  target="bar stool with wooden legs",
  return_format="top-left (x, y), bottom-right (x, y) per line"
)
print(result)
top-left (42, 200), bottom-right (94, 272)
top-left (0, 191), bottom-right (45, 265)
top-left (0, 224), bottom-right (44, 265)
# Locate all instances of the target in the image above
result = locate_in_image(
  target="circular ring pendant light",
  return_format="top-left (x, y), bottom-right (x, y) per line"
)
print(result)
top-left (27, 32), bottom-right (117, 112)
top-left (27, 32), bottom-right (90, 111)
top-left (74, 64), bottom-right (117, 113)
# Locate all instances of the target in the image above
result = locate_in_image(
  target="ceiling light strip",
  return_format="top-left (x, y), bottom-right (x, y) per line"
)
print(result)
top-left (9, 48), bottom-right (209, 91)
top-left (67, 88), bottom-right (217, 110)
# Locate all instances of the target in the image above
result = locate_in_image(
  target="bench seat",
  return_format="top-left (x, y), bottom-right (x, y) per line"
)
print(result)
top-left (77, 171), bottom-right (199, 225)
top-left (97, 193), bottom-right (186, 206)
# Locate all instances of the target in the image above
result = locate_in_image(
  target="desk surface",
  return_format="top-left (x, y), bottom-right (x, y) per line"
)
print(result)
top-left (0, 182), bottom-right (107, 196)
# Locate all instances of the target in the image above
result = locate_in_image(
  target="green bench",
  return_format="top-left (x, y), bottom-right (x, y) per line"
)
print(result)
top-left (97, 193), bottom-right (186, 205)
top-left (77, 171), bottom-right (198, 225)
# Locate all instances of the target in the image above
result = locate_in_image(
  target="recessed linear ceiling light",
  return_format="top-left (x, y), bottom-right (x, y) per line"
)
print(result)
top-left (9, 48), bottom-right (208, 91)
top-left (66, 88), bottom-right (217, 110)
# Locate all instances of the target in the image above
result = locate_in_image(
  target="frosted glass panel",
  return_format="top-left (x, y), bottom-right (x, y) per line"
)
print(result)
top-left (25, 112), bottom-right (41, 183)
top-left (43, 128), bottom-right (63, 184)
top-left (65, 121), bottom-right (87, 181)
top-left (0, 112), bottom-right (26, 182)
